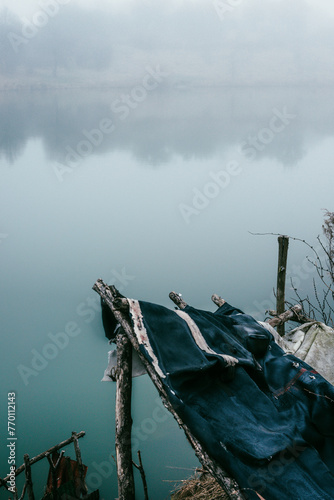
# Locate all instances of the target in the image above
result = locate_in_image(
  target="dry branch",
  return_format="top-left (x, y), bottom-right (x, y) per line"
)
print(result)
top-left (267, 304), bottom-right (312, 327)
top-left (133, 450), bottom-right (149, 500)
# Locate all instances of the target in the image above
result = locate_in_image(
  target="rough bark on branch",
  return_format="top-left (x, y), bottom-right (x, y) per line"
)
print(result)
top-left (276, 235), bottom-right (289, 336)
top-left (169, 291), bottom-right (187, 309)
top-left (115, 329), bottom-right (135, 500)
top-left (267, 304), bottom-right (312, 327)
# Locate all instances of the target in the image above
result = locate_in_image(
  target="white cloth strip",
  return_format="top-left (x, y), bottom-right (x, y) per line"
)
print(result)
top-left (175, 310), bottom-right (238, 367)
top-left (127, 299), bottom-right (166, 378)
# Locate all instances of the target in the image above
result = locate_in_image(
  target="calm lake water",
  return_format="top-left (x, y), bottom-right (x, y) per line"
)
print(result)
top-left (1, 85), bottom-right (334, 499)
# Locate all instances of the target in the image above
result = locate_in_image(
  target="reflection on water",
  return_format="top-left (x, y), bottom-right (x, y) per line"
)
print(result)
top-left (1, 86), bottom-right (334, 169)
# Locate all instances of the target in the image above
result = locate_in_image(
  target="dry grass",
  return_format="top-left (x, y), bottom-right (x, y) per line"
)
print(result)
top-left (171, 469), bottom-right (229, 500)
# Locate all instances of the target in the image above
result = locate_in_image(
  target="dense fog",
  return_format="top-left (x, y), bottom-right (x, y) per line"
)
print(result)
top-left (0, 0), bottom-right (334, 85)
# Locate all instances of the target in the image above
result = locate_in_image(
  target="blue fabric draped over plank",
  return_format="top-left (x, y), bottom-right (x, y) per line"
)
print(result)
top-left (127, 299), bottom-right (334, 500)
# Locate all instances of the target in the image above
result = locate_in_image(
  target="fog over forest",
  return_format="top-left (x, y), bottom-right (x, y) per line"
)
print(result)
top-left (1, 0), bottom-right (334, 87)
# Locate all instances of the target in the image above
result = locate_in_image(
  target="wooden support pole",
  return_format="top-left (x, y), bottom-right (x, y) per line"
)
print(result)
top-left (115, 328), bottom-right (135, 500)
top-left (72, 432), bottom-right (88, 497)
top-left (46, 450), bottom-right (64, 500)
top-left (93, 279), bottom-right (244, 500)
top-left (276, 235), bottom-right (289, 336)
top-left (23, 455), bottom-right (35, 500)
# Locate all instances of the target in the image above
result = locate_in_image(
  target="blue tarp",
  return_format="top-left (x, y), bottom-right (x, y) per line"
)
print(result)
top-left (127, 300), bottom-right (334, 500)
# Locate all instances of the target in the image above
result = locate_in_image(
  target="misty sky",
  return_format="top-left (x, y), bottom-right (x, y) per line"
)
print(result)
top-left (2, 0), bottom-right (334, 18)
top-left (1, 0), bottom-right (334, 86)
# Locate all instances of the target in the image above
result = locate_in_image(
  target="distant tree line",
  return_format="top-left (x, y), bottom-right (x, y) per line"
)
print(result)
top-left (0, 5), bottom-right (113, 77)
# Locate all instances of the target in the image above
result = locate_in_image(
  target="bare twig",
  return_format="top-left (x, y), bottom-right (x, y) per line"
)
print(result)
top-left (133, 451), bottom-right (149, 500)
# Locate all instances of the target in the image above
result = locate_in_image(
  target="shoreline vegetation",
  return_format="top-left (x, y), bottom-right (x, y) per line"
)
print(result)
top-left (0, 73), bottom-right (133, 91)
top-left (2, 71), bottom-right (334, 92)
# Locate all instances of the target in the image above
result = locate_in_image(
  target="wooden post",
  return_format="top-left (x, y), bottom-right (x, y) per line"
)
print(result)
top-left (115, 328), bottom-right (135, 500)
top-left (23, 455), bottom-right (35, 500)
top-left (276, 235), bottom-right (289, 336)
top-left (72, 432), bottom-right (88, 497)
